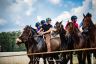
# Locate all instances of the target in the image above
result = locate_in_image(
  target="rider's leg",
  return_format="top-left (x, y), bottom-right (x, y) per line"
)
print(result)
top-left (45, 33), bottom-right (51, 52)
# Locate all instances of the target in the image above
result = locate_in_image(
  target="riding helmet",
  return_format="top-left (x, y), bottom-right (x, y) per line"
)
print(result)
top-left (41, 20), bottom-right (45, 25)
top-left (35, 22), bottom-right (40, 27)
top-left (46, 18), bottom-right (52, 22)
top-left (71, 15), bottom-right (77, 20)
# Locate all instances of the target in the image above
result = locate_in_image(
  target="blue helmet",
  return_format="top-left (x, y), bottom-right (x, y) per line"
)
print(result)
top-left (35, 22), bottom-right (40, 27)
top-left (71, 15), bottom-right (77, 20)
top-left (46, 18), bottom-right (51, 22)
top-left (41, 20), bottom-right (45, 25)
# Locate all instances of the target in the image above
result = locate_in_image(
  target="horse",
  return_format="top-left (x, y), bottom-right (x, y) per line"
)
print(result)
top-left (82, 13), bottom-right (96, 64)
top-left (54, 21), bottom-right (69, 64)
top-left (16, 25), bottom-right (61, 64)
top-left (65, 21), bottom-right (86, 64)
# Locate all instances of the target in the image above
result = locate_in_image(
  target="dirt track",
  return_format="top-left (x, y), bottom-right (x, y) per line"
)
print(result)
top-left (0, 52), bottom-right (96, 64)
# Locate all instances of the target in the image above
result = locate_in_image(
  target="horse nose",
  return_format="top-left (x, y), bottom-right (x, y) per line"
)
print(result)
top-left (16, 38), bottom-right (22, 44)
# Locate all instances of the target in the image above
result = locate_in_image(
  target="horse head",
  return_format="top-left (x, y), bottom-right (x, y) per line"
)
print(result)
top-left (16, 25), bottom-right (37, 45)
top-left (83, 13), bottom-right (91, 28)
top-left (66, 22), bottom-right (76, 34)
top-left (82, 13), bottom-right (95, 32)
top-left (54, 21), bottom-right (65, 33)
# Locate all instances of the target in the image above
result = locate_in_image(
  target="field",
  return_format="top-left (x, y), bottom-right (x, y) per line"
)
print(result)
top-left (0, 52), bottom-right (96, 64)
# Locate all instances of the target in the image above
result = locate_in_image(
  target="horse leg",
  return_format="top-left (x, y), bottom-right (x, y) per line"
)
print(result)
top-left (93, 50), bottom-right (96, 58)
top-left (42, 55), bottom-right (47, 64)
top-left (60, 52), bottom-right (67, 64)
top-left (53, 53), bottom-right (60, 64)
top-left (82, 51), bottom-right (87, 64)
top-left (77, 51), bottom-right (83, 64)
top-left (47, 54), bottom-right (54, 64)
top-left (29, 60), bottom-right (32, 64)
top-left (87, 51), bottom-right (91, 64)
top-left (69, 52), bottom-right (73, 64)
top-left (36, 56), bottom-right (40, 64)
top-left (70, 53), bottom-right (73, 64)
top-left (28, 56), bottom-right (35, 64)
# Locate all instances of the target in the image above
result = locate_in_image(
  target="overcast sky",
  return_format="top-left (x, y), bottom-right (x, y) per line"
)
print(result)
top-left (0, 0), bottom-right (96, 32)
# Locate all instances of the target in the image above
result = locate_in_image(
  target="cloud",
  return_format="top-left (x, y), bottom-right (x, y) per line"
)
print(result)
top-left (52, 11), bottom-right (71, 26)
top-left (92, 0), bottom-right (96, 23)
top-left (52, 0), bottom-right (94, 26)
top-left (36, 16), bottom-right (43, 22)
top-left (6, 0), bottom-right (37, 25)
top-left (26, 9), bottom-right (33, 16)
top-left (24, 0), bottom-right (32, 6)
top-left (0, 18), bottom-right (7, 25)
top-left (49, 0), bottom-right (61, 5)
top-left (70, 0), bottom-right (93, 24)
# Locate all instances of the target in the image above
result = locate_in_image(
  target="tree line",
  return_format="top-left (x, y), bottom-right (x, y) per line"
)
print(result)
top-left (0, 31), bottom-right (26, 52)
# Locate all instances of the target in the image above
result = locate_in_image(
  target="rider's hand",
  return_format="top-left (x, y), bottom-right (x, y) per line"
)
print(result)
top-left (39, 32), bottom-right (45, 35)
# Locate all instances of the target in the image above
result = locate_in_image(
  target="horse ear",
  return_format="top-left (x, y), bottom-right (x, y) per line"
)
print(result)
top-left (60, 21), bottom-right (62, 24)
top-left (83, 13), bottom-right (85, 17)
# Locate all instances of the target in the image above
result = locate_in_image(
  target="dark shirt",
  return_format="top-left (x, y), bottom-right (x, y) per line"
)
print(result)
top-left (42, 24), bottom-right (52, 32)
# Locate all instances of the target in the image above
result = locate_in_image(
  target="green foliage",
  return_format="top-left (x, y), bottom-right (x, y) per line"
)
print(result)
top-left (0, 31), bottom-right (26, 52)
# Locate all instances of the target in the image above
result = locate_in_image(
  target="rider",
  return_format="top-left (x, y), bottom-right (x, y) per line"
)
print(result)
top-left (35, 22), bottom-right (41, 32)
top-left (38, 18), bottom-right (53, 52)
top-left (41, 20), bottom-right (46, 26)
top-left (65, 15), bottom-right (79, 30)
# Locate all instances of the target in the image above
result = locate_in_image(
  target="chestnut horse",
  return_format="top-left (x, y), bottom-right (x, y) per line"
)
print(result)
top-left (65, 22), bottom-right (86, 64)
top-left (16, 25), bottom-right (61, 64)
top-left (82, 13), bottom-right (96, 64)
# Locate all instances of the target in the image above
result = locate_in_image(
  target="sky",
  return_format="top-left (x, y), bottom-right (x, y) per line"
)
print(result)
top-left (0, 0), bottom-right (96, 32)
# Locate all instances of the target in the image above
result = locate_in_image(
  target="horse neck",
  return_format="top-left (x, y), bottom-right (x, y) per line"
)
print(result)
top-left (59, 27), bottom-right (66, 41)
top-left (24, 38), bottom-right (37, 52)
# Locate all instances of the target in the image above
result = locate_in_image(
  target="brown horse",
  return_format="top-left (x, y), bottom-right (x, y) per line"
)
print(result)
top-left (65, 22), bottom-right (86, 64)
top-left (16, 25), bottom-right (61, 64)
top-left (55, 21), bottom-right (69, 64)
top-left (82, 13), bottom-right (96, 64)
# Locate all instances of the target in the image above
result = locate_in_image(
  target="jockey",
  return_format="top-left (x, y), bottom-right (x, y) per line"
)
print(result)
top-left (65, 15), bottom-right (79, 30)
top-left (38, 18), bottom-right (56, 52)
top-left (35, 22), bottom-right (41, 32)
top-left (41, 20), bottom-right (46, 26)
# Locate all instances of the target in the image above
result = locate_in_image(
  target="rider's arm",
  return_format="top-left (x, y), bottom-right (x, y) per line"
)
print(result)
top-left (43, 28), bottom-right (57, 34)
top-left (37, 28), bottom-right (43, 33)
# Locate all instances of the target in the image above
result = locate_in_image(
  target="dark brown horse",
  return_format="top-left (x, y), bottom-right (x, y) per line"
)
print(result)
top-left (16, 25), bottom-right (61, 64)
top-left (65, 22), bottom-right (86, 64)
top-left (82, 13), bottom-right (96, 64)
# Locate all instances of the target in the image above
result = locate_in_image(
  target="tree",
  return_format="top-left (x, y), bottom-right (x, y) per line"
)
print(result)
top-left (0, 31), bottom-right (26, 52)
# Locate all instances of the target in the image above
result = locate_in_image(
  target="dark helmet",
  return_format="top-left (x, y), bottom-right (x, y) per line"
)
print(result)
top-left (35, 22), bottom-right (40, 27)
top-left (86, 13), bottom-right (92, 17)
top-left (41, 20), bottom-right (45, 25)
top-left (71, 15), bottom-right (77, 20)
top-left (46, 18), bottom-right (52, 22)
